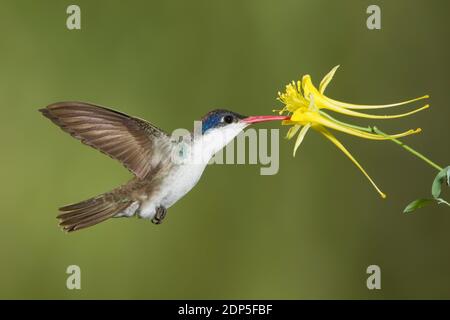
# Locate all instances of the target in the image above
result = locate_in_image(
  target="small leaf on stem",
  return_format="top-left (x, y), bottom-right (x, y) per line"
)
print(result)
top-left (432, 167), bottom-right (450, 199)
top-left (404, 198), bottom-right (434, 213)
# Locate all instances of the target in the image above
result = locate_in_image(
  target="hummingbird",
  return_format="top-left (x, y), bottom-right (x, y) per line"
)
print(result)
top-left (39, 102), bottom-right (287, 232)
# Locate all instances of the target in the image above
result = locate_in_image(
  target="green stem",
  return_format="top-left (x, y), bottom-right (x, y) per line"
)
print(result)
top-left (318, 110), bottom-right (443, 172)
top-left (372, 127), bottom-right (443, 172)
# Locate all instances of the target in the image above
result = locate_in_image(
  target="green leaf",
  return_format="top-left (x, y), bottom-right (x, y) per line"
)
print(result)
top-left (432, 166), bottom-right (450, 199)
top-left (404, 198), bottom-right (434, 213)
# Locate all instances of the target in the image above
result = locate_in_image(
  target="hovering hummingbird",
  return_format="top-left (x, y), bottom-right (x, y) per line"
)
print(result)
top-left (40, 102), bottom-right (287, 232)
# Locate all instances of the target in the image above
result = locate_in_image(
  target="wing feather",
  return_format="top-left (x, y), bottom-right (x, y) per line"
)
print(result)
top-left (40, 101), bottom-right (170, 179)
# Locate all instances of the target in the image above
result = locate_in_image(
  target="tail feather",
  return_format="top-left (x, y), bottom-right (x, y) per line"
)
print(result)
top-left (57, 193), bottom-right (132, 232)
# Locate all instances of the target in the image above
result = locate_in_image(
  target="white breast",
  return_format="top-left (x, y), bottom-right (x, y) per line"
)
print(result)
top-left (138, 163), bottom-right (206, 219)
top-left (138, 123), bottom-right (247, 219)
top-left (161, 163), bottom-right (207, 206)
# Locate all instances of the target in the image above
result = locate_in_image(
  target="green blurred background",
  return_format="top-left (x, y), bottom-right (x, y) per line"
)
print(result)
top-left (0, 0), bottom-right (449, 299)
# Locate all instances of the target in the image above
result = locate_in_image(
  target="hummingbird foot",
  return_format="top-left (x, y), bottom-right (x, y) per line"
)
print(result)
top-left (151, 206), bottom-right (167, 225)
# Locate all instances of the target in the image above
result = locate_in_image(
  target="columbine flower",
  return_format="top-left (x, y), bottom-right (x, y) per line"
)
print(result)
top-left (277, 65), bottom-right (429, 198)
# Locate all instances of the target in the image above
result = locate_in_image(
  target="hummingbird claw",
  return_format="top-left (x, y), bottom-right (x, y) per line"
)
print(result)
top-left (151, 206), bottom-right (167, 225)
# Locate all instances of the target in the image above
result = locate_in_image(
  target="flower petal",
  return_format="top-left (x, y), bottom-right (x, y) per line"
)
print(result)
top-left (304, 76), bottom-right (430, 118)
top-left (301, 75), bottom-right (313, 99)
top-left (282, 119), bottom-right (297, 125)
top-left (323, 94), bottom-right (430, 110)
top-left (308, 93), bottom-right (318, 111)
top-left (315, 114), bottom-right (422, 140)
top-left (317, 126), bottom-right (386, 198)
top-left (321, 101), bottom-right (430, 119)
top-left (319, 65), bottom-right (340, 94)
top-left (286, 124), bottom-right (301, 139)
top-left (293, 123), bottom-right (311, 156)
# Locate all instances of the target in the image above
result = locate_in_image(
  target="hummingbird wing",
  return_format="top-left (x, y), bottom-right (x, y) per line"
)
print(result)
top-left (40, 101), bottom-right (172, 179)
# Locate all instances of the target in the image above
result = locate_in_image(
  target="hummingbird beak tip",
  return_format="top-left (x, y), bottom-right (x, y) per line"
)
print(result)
top-left (242, 115), bottom-right (290, 124)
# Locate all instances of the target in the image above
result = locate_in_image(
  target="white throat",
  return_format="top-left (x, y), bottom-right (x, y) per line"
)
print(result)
top-left (182, 122), bottom-right (248, 165)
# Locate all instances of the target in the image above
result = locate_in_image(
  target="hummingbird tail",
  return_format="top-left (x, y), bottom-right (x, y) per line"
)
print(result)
top-left (56, 192), bottom-right (134, 232)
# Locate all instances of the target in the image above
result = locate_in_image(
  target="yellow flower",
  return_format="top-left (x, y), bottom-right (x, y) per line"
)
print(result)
top-left (277, 65), bottom-right (429, 198)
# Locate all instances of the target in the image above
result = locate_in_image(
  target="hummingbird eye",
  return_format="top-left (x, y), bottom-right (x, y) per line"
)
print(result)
top-left (223, 115), bottom-right (234, 124)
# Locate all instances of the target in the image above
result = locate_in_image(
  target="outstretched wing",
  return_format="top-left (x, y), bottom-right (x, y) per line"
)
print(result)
top-left (40, 101), bottom-right (170, 179)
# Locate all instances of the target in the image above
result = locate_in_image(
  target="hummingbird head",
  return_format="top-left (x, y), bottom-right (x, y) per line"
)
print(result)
top-left (201, 109), bottom-right (289, 134)
top-left (198, 109), bottom-right (289, 157)
top-left (201, 109), bottom-right (247, 135)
